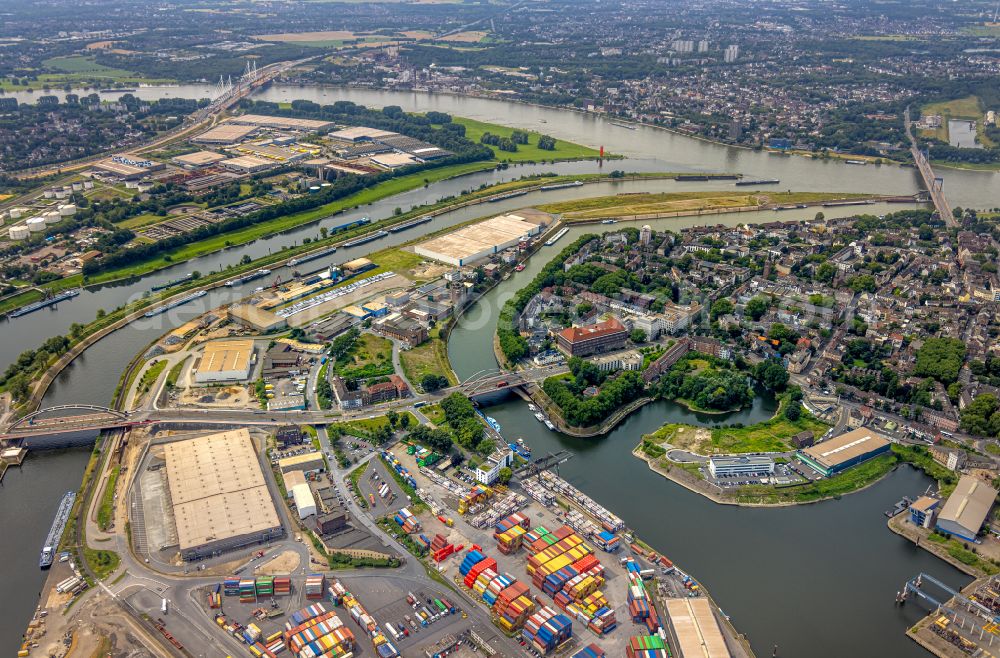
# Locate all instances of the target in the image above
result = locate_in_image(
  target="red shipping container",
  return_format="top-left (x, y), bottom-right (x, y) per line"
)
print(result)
top-left (554, 525), bottom-right (574, 540)
top-left (572, 554), bottom-right (600, 575)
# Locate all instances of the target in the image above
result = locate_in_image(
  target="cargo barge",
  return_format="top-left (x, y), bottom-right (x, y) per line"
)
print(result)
top-left (150, 273), bottom-right (193, 291)
top-left (735, 178), bottom-right (780, 186)
top-left (287, 245), bottom-right (337, 268)
top-left (341, 230), bottom-right (388, 248)
top-left (488, 190), bottom-right (529, 203)
top-left (539, 181), bottom-right (584, 191)
top-left (388, 216), bottom-right (433, 233)
top-left (822, 199), bottom-right (873, 208)
top-left (143, 289), bottom-right (207, 317)
top-left (675, 174), bottom-right (739, 181)
top-left (40, 491), bottom-right (76, 569)
top-left (544, 227), bottom-right (570, 246)
top-left (9, 289), bottom-right (81, 318)
top-left (225, 268), bottom-right (271, 287)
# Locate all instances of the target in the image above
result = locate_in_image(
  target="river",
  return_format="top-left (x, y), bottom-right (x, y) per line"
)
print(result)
top-left (2, 84), bottom-right (985, 655)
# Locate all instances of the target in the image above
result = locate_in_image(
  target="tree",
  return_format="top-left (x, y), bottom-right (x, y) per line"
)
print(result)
top-left (784, 400), bottom-right (802, 421)
top-left (386, 410), bottom-right (399, 428)
top-left (914, 337), bottom-right (966, 384)
top-left (710, 298), bottom-right (734, 320)
top-left (320, 227), bottom-right (328, 239)
top-left (497, 467), bottom-right (513, 484)
top-left (421, 373), bottom-right (447, 392)
top-left (630, 329), bottom-right (647, 343)
top-left (753, 359), bottom-right (789, 391)
top-left (744, 295), bottom-right (770, 321)
top-left (960, 394), bottom-right (1000, 437)
top-left (399, 413), bottom-right (411, 430)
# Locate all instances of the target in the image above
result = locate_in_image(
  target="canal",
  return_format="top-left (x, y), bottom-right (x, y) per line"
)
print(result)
top-left (2, 84), bottom-right (985, 655)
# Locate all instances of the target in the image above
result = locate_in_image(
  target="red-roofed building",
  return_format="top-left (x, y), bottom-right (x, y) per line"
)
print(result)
top-left (556, 317), bottom-right (628, 357)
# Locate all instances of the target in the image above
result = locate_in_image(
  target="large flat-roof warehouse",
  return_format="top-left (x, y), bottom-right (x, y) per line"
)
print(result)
top-left (194, 338), bottom-right (255, 383)
top-left (664, 598), bottom-right (732, 658)
top-left (797, 426), bottom-right (892, 476)
top-left (227, 114), bottom-right (335, 132)
top-left (163, 429), bottom-right (283, 560)
top-left (414, 212), bottom-right (550, 266)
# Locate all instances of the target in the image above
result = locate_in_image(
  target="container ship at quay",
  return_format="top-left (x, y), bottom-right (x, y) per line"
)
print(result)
top-left (143, 289), bottom-right (207, 317)
top-left (8, 289), bottom-right (81, 318)
top-left (225, 268), bottom-right (271, 287)
top-left (39, 492), bottom-right (76, 569)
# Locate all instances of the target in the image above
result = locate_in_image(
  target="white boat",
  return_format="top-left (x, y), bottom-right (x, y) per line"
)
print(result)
top-left (544, 420), bottom-right (556, 430)
top-left (528, 404), bottom-right (538, 412)
top-left (534, 412), bottom-right (545, 422)
top-left (601, 219), bottom-right (616, 225)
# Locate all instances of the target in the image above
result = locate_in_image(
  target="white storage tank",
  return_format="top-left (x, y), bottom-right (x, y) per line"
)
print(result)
top-left (26, 217), bottom-right (47, 232)
top-left (83, 181), bottom-right (94, 190)
top-left (71, 182), bottom-right (83, 192)
top-left (58, 204), bottom-right (77, 217)
top-left (44, 211), bottom-right (61, 225)
top-left (43, 189), bottom-right (55, 199)
top-left (8, 225), bottom-right (30, 240)
top-left (7, 207), bottom-right (25, 220)
top-left (55, 189), bottom-right (68, 199)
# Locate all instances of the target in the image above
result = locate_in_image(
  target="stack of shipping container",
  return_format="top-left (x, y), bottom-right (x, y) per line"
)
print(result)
top-left (380, 450), bottom-right (416, 489)
top-left (207, 584), bottom-right (222, 609)
top-left (393, 507), bottom-right (421, 533)
top-left (256, 576), bottom-right (274, 598)
top-left (305, 574), bottom-right (326, 601)
top-left (458, 484), bottom-right (493, 514)
top-left (343, 591), bottom-right (399, 658)
top-left (459, 547), bottom-right (536, 632)
top-left (239, 579), bottom-right (257, 603)
top-left (520, 606), bottom-right (574, 655)
top-left (274, 576), bottom-right (291, 596)
top-left (626, 635), bottom-right (669, 658)
top-left (525, 526), bottom-right (616, 637)
top-left (624, 559), bottom-right (660, 634)
top-left (284, 603), bottom-right (356, 658)
top-left (571, 644), bottom-right (607, 658)
top-left (223, 577), bottom-right (240, 597)
top-left (594, 531), bottom-right (621, 553)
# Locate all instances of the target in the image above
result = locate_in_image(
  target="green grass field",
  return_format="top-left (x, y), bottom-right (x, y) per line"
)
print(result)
top-left (96, 466), bottom-right (120, 531)
top-left (542, 191), bottom-right (870, 219)
top-left (399, 329), bottom-right (456, 388)
top-left (0, 288), bottom-right (43, 316)
top-left (333, 333), bottom-right (394, 379)
top-left (0, 56), bottom-right (169, 91)
top-left (449, 117), bottom-right (601, 162)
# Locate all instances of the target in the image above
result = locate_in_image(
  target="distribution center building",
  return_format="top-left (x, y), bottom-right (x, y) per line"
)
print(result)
top-left (414, 213), bottom-right (548, 266)
top-left (193, 339), bottom-right (255, 384)
top-left (796, 427), bottom-right (891, 476)
top-left (935, 475), bottom-right (998, 541)
top-left (163, 429), bottom-right (283, 560)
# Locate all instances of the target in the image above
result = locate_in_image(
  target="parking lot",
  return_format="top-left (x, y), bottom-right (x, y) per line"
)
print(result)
top-left (363, 459), bottom-right (409, 518)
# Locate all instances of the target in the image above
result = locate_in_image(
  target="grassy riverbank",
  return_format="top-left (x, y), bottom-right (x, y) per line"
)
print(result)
top-left (449, 117), bottom-right (602, 162)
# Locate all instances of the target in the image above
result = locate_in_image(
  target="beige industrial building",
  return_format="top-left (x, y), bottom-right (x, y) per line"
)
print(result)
top-left (193, 339), bottom-right (255, 384)
top-left (664, 598), bottom-right (732, 658)
top-left (277, 451), bottom-right (326, 475)
top-left (221, 155), bottom-right (276, 174)
top-left (414, 213), bottom-right (548, 266)
top-left (192, 123), bottom-right (259, 144)
top-left (163, 429), bottom-right (283, 560)
top-left (228, 304), bottom-right (287, 333)
top-left (172, 150), bottom-right (228, 168)
top-left (227, 114), bottom-right (335, 132)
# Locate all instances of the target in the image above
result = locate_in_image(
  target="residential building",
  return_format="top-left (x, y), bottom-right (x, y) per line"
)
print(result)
top-left (476, 447), bottom-right (515, 485)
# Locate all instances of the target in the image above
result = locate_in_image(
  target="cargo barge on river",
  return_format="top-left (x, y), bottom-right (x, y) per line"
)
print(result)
top-left (39, 491), bottom-right (76, 569)
top-left (9, 289), bottom-right (81, 318)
